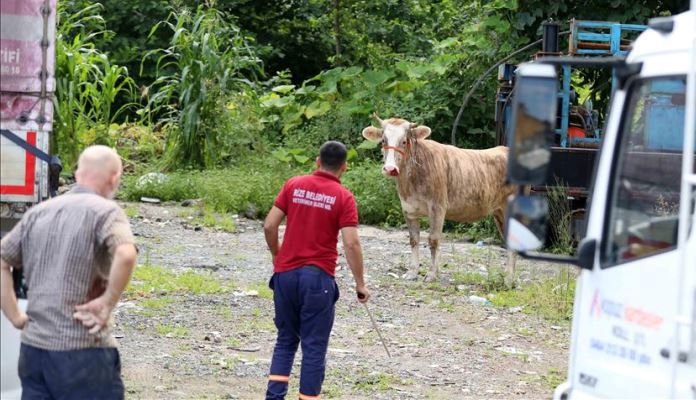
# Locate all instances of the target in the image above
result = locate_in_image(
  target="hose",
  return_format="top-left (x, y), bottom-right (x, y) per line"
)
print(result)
top-left (450, 30), bottom-right (571, 145)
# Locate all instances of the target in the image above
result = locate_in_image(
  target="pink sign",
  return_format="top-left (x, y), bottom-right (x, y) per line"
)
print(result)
top-left (0, 0), bottom-right (56, 93)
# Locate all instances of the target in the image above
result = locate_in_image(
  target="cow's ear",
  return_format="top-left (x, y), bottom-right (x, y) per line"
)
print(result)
top-left (362, 126), bottom-right (383, 142)
top-left (411, 125), bottom-right (431, 139)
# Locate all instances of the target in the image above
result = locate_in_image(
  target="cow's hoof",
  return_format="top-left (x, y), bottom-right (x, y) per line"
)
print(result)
top-left (403, 271), bottom-right (419, 280)
top-left (424, 272), bottom-right (438, 283)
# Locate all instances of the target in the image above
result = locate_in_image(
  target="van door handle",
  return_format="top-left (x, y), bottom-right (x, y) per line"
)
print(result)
top-left (660, 348), bottom-right (689, 362)
top-left (677, 351), bottom-right (688, 363)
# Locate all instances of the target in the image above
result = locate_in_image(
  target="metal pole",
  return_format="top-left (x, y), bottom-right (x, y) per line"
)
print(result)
top-left (361, 302), bottom-right (391, 358)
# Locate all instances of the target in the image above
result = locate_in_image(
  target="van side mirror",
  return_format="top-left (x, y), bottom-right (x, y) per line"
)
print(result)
top-left (506, 194), bottom-right (594, 267)
top-left (507, 63), bottom-right (558, 185)
top-left (505, 195), bottom-right (549, 252)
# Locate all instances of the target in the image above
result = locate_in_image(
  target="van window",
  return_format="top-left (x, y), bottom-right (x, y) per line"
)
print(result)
top-left (602, 77), bottom-right (687, 267)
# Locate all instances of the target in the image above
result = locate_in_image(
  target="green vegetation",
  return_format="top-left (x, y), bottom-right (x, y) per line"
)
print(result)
top-left (353, 371), bottom-right (403, 392)
top-left (245, 283), bottom-right (274, 301)
top-left (54, 3), bottom-right (137, 168)
top-left (540, 368), bottom-right (566, 390)
top-left (546, 181), bottom-right (575, 255)
top-left (120, 157), bottom-right (408, 226)
top-left (453, 268), bottom-right (508, 293)
top-left (488, 269), bottom-right (576, 323)
top-left (225, 336), bottom-right (241, 348)
top-left (155, 323), bottom-right (189, 338)
top-left (121, 158), bottom-right (303, 213)
top-left (139, 296), bottom-right (174, 310)
top-left (141, 6), bottom-right (265, 168)
top-left (123, 206), bottom-right (140, 219)
top-left (53, 0), bottom-right (684, 239)
top-left (193, 212), bottom-right (237, 233)
top-left (437, 263), bottom-right (575, 322)
top-left (126, 264), bottom-right (233, 297)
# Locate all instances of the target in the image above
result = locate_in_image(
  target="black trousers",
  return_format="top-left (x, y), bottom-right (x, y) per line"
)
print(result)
top-left (18, 343), bottom-right (124, 400)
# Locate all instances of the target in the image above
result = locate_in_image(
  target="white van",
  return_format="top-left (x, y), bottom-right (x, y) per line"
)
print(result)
top-left (505, 8), bottom-right (696, 399)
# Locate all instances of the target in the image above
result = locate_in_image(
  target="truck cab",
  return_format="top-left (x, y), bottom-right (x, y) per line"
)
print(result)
top-left (505, 9), bottom-right (696, 399)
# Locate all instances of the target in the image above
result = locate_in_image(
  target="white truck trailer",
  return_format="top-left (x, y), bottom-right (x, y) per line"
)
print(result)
top-left (0, 0), bottom-right (61, 236)
top-left (0, 1), bottom-right (59, 397)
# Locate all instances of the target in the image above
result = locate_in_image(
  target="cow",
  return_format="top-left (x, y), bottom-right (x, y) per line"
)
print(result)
top-left (362, 114), bottom-right (516, 282)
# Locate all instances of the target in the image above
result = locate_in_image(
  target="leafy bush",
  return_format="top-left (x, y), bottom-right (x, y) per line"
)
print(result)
top-left (110, 124), bottom-right (166, 172)
top-left (261, 57), bottom-right (460, 149)
top-left (343, 161), bottom-right (403, 226)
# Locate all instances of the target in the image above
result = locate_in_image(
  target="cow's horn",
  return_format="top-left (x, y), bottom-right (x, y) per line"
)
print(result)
top-left (372, 112), bottom-right (385, 127)
top-left (408, 122), bottom-right (419, 136)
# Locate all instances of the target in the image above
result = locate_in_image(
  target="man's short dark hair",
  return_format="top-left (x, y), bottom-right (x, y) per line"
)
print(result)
top-left (319, 141), bottom-right (348, 171)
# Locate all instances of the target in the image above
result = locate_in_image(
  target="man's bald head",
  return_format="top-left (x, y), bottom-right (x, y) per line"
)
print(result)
top-left (75, 145), bottom-right (123, 198)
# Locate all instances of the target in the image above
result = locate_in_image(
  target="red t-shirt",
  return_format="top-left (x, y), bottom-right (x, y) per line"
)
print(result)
top-left (273, 170), bottom-right (359, 276)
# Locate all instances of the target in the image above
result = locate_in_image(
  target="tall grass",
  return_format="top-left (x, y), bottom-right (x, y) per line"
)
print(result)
top-left (141, 5), bottom-right (264, 169)
top-left (121, 158), bottom-right (304, 214)
top-left (54, 2), bottom-right (136, 167)
top-left (546, 179), bottom-right (575, 254)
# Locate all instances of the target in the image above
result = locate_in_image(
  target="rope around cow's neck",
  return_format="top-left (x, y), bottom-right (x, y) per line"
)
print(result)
top-left (382, 138), bottom-right (421, 171)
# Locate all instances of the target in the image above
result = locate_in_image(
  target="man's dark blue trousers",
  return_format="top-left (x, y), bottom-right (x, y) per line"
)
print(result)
top-left (266, 266), bottom-right (339, 400)
top-left (18, 343), bottom-right (124, 399)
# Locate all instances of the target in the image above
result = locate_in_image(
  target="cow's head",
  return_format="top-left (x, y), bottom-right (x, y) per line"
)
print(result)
top-left (362, 114), bottom-right (431, 177)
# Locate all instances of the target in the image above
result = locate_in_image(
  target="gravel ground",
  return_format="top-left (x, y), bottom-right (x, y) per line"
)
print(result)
top-left (115, 202), bottom-right (571, 399)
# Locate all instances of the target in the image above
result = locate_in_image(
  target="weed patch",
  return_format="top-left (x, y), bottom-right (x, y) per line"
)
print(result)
top-left (123, 206), bottom-right (140, 219)
top-left (353, 372), bottom-right (402, 392)
top-left (489, 272), bottom-right (575, 323)
top-left (155, 324), bottom-right (189, 338)
top-left (539, 368), bottom-right (565, 389)
top-left (194, 212), bottom-right (237, 233)
top-left (140, 297), bottom-right (175, 310)
top-left (245, 283), bottom-right (273, 300)
top-left (452, 269), bottom-right (508, 293)
top-left (546, 179), bottom-right (576, 255)
top-left (121, 158), bottom-right (303, 216)
top-left (126, 265), bottom-right (233, 297)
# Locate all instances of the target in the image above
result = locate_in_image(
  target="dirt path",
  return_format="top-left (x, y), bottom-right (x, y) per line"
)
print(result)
top-left (116, 202), bottom-right (570, 399)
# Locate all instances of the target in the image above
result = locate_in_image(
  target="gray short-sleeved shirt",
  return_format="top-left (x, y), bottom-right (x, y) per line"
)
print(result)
top-left (0, 186), bottom-right (135, 351)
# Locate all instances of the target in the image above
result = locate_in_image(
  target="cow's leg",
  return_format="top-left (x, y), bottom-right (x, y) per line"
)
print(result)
top-left (424, 208), bottom-right (445, 283)
top-left (403, 215), bottom-right (421, 280)
top-left (493, 209), bottom-right (506, 241)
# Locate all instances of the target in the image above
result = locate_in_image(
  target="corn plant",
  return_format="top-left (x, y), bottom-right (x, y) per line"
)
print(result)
top-left (141, 5), bottom-right (263, 169)
top-left (54, 2), bottom-right (136, 167)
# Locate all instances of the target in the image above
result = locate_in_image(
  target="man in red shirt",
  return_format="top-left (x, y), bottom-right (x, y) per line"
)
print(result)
top-left (263, 141), bottom-right (370, 400)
